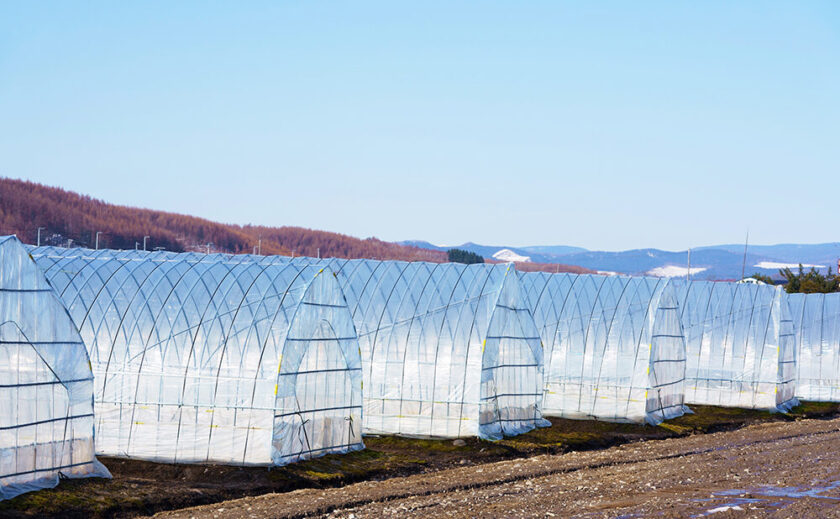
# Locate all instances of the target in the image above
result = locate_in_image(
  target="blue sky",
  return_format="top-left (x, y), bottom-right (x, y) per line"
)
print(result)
top-left (1, 2), bottom-right (837, 251)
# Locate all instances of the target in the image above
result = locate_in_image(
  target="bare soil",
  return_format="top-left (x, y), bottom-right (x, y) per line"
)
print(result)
top-left (0, 403), bottom-right (837, 518)
top-left (156, 416), bottom-right (840, 518)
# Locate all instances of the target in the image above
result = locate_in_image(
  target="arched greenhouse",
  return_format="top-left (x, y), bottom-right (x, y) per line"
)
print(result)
top-left (0, 237), bottom-right (109, 500)
top-left (788, 292), bottom-right (840, 402)
top-left (671, 280), bottom-right (797, 412)
top-left (519, 272), bottom-right (688, 425)
top-left (292, 259), bottom-right (550, 440)
top-left (28, 246), bottom-right (364, 466)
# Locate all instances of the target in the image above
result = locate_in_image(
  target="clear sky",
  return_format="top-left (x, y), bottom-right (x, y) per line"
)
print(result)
top-left (1, 2), bottom-right (837, 251)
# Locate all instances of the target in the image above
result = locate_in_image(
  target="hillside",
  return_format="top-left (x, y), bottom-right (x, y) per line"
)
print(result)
top-left (0, 177), bottom-right (590, 273)
top-left (0, 177), bottom-right (443, 261)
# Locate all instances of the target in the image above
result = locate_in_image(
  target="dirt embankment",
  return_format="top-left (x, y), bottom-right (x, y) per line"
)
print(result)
top-left (155, 416), bottom-right (840, 518)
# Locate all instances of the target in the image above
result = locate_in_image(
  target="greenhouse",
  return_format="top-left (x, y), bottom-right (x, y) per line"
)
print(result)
top-left (671, 280), bottom-right (797, 412)
top-left (519, 272), bottom-right (688, 425)
top-left (287, 258), bottom-right (550, 440)
top-left (28, 246), bottom-right (364, 466)
top-left (788, 292), bottom-right (840, 402)
top-left (0, 236), bottom-right (109, 500)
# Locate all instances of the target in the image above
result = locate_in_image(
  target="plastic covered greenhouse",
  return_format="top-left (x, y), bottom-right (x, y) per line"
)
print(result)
top-left (0, 237), bottom-right (109, 500)
top-left (28, 246), bottom-right (364, 466)
top-left (519, 272), bottom-right (688, 425)
top-left (788, 292), bottom-right (840, 402)
top-left (671, 280), bottom-right (797, 412)
top-left (305, 259), bottom-right (550, 440)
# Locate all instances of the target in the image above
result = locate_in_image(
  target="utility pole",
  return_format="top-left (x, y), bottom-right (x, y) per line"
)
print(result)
top-left (143, 236), bottom-right (150, 251)
top-left (37, 227), bottom-right (45, 247)
top-left (258, 238), bottom-right (262, 255)
top-left (741, 231), bottom-right (749, 281)
top-left (317, 247), bottom-right (320, 259)
top-left (687, 248), bottom-right (691, 281)
top-left (95, 231), bottom-right (102, 250)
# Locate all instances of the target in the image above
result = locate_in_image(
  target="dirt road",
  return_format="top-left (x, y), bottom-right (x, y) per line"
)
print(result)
top-left (156, 417), bottom-right (840, 518)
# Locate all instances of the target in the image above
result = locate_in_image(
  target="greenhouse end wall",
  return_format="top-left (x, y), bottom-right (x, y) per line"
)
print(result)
top-left (29, 246), bottom-right (363, 466)
top-left (672, 280), bottom-right (797, 412)
top-left (303, 259), bottom-right (550, 440)
top-left (789, 292), bottom-right (840, 402)
top-left (0, 236), bottom-right (109, 501)
top-left (520, 272), bottom-right (688, 425)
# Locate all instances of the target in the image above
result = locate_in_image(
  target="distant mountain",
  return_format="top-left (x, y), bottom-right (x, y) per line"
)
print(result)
top-left (520, 245), bottom-right (589, 256)
top-left (404, 239), bottom-right (840, 280)
top-left (398, 241), bottom-right (586, 265)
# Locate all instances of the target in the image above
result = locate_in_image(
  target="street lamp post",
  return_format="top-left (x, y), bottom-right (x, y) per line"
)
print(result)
top-left (95, 231), bottom-right (102, 250)
top-left (36, 227), bottom-right (45, 247)
top-left (206, 243), bottom-right (213, 255)
top-left (143, 236), bottom-right (150, 251)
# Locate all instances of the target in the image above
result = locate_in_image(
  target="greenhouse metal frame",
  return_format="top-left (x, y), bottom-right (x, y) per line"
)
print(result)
top-left (309, 259), bottom-right (551, 439)
top-left (29, 246), bottom-right (364, 466)
top-left (0, 236), bottom-right (109, 500)
top-left (671, 280), bottom-right (797, 412)
top-left (788, 292), bottom-right (840, 402)
top-left (519, 272), bottom-right (688, 425)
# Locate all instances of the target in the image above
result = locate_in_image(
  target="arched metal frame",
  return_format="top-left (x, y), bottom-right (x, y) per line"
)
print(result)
top-left (28, 246), bottom-right (363, 466)
top-left (520, 272), bottom-right (688, 425)
top-left (0, 237), bottom-right (109, 501)
top-left (671, 280), bottom-right (797, 411)
top-left (788, 292), bottom-right (840, 402)
top-left (233, 257), bottom-right (547, 440)
top-left (307, 259), bottom-right (550, 440)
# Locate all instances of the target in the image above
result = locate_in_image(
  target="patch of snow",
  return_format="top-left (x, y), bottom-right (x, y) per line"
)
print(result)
top-left (706, 505), bottom-right (744, 514)
top-left (647, 265), bottom-right (708, 278)
top-left (597, 270), bottom-right (619, 276)
top-left (492, 249), bottom-right (531, 263)
top-left (754, 261), bottom-right (826, 270)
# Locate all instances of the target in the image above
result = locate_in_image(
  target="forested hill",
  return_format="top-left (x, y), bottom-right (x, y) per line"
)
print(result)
top-left (0, 177), bottom-right (444, 261)
top-left (0, 177), bottom-right (591, 272)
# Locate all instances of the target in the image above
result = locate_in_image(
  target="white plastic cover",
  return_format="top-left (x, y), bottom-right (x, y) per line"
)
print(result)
top-left (788, 292), bottom-right (840, 402)
top-left (0, 236), bottom-right (109, 501)
top-left (28, 246), bottom-right (363, 466)
top-left (296, 259), bottom-right (550, 439)
top-left (520, 272), bottom-right (688, 425)
top-left (672, 280), bottom-right (797, 411)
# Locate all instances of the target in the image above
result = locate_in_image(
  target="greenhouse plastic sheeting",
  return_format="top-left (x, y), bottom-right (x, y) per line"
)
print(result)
top-left (671, 280), bottom-right (797, 412)
top-left (0, 237), bottom-right (109, 501)
top-left (326, 260), bottom-right (550, 439)
top-left (788, 292), bottom-right (840, 402)
top-left (266, 258), bottom-right (548, 440)
top-left (28, 246), bottom-right (363, 466)
top-left (520, 272), bottom-right (688, 425)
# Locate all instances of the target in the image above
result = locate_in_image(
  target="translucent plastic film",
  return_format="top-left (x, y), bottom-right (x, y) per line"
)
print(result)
top-left (671, 281), bottom-right (797, 412)
top-left (520, 273), bottom-right (688, 425)
top-left (298, 259), bottom-right (549, 439)
top-left (789, 292), bottom-right (840, 402)
top-left (0, 237), bottom-right (109, 501)
top-left (29, 246), bottom-right (363, 466)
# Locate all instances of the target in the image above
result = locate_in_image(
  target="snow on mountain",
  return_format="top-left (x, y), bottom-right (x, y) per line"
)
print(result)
top-left (647, 265), bottom-right (708, 278)
top-left (753, 261), bottom-right (826, 269)
top-left (492, 249), bottom-right (531, 263)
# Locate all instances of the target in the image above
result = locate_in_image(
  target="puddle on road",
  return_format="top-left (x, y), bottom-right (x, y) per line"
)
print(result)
top-left (694, 480), bottom-right (840, 516)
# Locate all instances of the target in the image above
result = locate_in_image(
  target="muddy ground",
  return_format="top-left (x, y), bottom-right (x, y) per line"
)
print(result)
top-left (156, 416), bottom-right (840, 518)
top-left (1, 403), bottom-right (838, 518)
